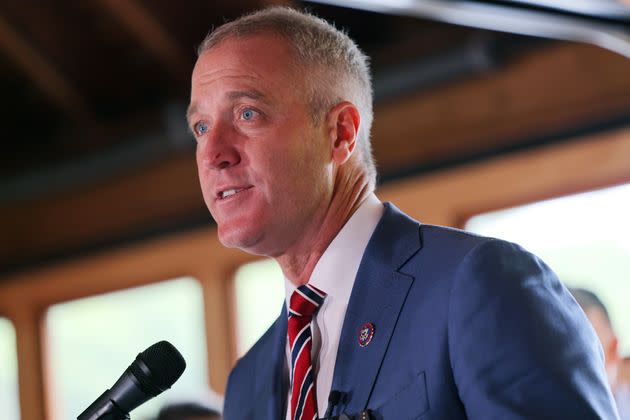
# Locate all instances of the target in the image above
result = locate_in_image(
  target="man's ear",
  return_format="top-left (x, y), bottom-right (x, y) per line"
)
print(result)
top-left (326, 101), bottom-right (360, 165)
top-left (608, 335), bottom-right (619, 361)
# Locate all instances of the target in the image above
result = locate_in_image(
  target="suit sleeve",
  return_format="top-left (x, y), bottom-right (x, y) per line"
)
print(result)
top-left (448, 239), bottom-right (619, 419)
top-left (223, 366), bottom-right (240, 419)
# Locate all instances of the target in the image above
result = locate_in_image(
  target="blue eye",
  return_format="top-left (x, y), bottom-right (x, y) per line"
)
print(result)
top-left (241, 109), bottom-right (255, 120)
top-left (195, 121), bottom-right (209, 135)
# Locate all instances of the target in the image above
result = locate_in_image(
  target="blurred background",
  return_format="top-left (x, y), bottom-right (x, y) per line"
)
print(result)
top-left (0, 1), bottom-right (629, 419)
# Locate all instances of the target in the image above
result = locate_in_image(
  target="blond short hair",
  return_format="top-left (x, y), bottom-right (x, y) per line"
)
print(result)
top-left (198, 7), bottom-right (377, 189)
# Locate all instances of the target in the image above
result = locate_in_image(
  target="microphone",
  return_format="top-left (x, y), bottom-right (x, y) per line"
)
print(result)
top-left (77, 341), bottom-right (186, 420)
top-left (321, 390), bottom-right (374, 419)
top-left (324, 390), bottom-right (346, 418)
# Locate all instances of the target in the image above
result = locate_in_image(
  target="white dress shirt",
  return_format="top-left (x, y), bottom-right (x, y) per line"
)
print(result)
top-left (284, 193), bottom-right (384, 419)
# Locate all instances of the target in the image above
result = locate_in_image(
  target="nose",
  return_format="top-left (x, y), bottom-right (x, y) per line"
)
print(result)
top-left (197, 121), bottom-right (241, 171)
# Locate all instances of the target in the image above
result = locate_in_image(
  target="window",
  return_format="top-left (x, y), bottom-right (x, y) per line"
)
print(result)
top-left (46, 277), bottom-right (209, 420)
top-left (466, 183), bottom-right (630, 354)
top-left (233, 259), bottom-right (285, 356)
top-left (0, 317), bottom-right (20, 420)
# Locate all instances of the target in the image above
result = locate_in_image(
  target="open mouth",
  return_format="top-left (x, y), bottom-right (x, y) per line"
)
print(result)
top-left (217, 186), bottom-right (252, 200)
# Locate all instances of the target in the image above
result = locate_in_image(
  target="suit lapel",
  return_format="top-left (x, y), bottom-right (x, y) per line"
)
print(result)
top-left (254, 305), bottom-right (288, 419)
top-left (330, 203), bottom-right (422, 416)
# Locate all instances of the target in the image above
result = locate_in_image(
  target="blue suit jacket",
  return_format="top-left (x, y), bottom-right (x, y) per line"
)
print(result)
top-left (224, 203), bottom-right (618, 419)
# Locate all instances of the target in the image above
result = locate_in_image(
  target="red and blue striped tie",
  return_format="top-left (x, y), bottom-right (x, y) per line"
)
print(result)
top-left (288, 284), bottom-right (326, 420)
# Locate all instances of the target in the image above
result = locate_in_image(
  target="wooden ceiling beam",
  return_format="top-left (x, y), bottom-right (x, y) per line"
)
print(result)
top-left (0, 14), bottom-right (93, 123)
top-left (96, 0), bottom-right (189, 81)
top-left (2, 125), bottom-right (630, 275)
top-left (371, 43), bottom-right (630, 171)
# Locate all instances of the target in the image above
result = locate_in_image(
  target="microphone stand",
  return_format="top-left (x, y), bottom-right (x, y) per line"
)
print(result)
top-left (321, 390), bottom-right (373, 420)
top-left (319, 413), bottom-right (371, 420)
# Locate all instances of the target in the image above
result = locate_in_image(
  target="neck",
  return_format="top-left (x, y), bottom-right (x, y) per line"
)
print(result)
top-left (277, 166), bottom-right (371, 286)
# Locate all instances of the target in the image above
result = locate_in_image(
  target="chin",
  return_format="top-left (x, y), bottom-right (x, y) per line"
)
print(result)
top-left (217, 223), bottom-right (266, 254)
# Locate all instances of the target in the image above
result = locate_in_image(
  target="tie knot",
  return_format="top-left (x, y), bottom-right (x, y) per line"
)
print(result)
top-left (289, 284), bottom-right (326, 319)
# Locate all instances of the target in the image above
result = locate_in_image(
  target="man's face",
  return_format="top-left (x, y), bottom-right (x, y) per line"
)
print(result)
top-left (189, 34), bottom-right (333, 256)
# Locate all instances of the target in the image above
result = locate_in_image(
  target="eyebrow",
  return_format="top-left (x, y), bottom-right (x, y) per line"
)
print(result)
top-left (186, 104), bottom-right (197, 127)
top-left (186, 89), bottom-right (269, 127)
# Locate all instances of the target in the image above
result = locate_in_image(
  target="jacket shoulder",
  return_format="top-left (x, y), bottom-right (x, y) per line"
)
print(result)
top-left (223, 312), bottom-right (285, 419)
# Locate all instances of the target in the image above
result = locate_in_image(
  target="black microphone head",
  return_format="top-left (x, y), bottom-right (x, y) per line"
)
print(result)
top-left (78, 341), bottom-right (187, 420)
top-left (130, 340), bottom-right (186, 396)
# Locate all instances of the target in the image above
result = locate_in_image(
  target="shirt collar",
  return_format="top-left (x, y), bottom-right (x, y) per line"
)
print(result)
top-left (284, 193), bottom-right (384, 308)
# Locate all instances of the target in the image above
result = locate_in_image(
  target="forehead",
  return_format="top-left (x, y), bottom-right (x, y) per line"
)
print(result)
top-left (191, 34), bottom-right (300, 99)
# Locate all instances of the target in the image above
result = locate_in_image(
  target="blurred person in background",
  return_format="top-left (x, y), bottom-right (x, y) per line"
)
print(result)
top-left (622, 357), bottom-right (630, 383)
top-left (571, 287), bottom-right (630, 419)
top-left (622, 357), bottom-right (630, 393)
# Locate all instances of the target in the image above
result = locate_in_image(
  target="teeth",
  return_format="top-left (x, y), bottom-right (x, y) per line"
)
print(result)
top-left (221, 189), bottom-right (240, 199)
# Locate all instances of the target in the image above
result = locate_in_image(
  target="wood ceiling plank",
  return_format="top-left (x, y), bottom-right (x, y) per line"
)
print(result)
top-left (96, 0), bottom-right (189, 81)
top-left (0, 153), bottom-right (205, 272)
top-left (372, 43), bottom-right (630, 171)
top-left (0, 14), bottom-right (93, 123)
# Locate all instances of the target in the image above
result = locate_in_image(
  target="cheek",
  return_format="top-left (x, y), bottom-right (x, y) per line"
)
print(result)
top-left (195, 147), bottom-right (206, 180)
top-left (195, 153), bottom-right (216, 207)
top-left (195, 161), bottom-right (210, 191)
top-left (277, 156), bottom-right (330, 205)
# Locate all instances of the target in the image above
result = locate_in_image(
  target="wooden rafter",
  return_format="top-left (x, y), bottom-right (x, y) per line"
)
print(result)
top-left (96, 0), bottom-right (189, 81)
top-left (0, 14), bottom-right (93, 123)
top-left (371, 43), bottom-right (630, 171)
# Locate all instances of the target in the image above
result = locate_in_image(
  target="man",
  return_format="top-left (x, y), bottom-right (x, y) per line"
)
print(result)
top-left (188, 7), bottom-right (618, 419)
top-left (571, 288), bottom-right (630, 419)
